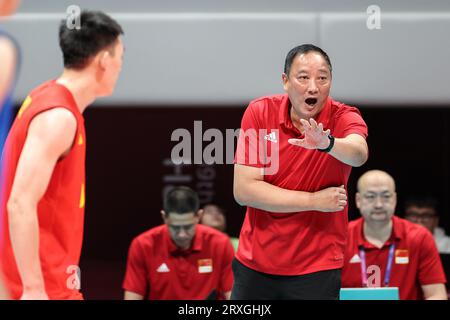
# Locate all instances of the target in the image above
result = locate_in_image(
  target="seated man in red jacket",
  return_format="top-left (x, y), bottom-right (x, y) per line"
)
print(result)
top-left (0, 0), bottom-right (21, 300)
top-left (341, 170), bottom-right (447, 300)
top-left (123, 186), bottom-right (234, 300)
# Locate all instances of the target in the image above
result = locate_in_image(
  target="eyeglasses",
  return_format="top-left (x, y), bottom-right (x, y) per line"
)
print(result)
top-left (361, 193), bottom-right (394, 203)
top-left (405, 212), bottom-right (436, 222)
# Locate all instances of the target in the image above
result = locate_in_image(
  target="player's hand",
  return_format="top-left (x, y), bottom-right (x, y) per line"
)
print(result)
top-left (288, 118), bottom-right (331, 150)
top-left (20, 289), bottom-right (49, 300)
top-left (312, 185), bottom-right (347, 212)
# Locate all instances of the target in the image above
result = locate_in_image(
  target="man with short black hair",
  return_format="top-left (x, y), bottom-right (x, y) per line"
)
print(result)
top-left (404, 196), bottom-right (450, 254)
top-left (201, 204), bottom-right (227, 233)
top-left (0, 0), bottom-right (20, 154)
top-left (123, 187), bottom-right (234, 300)
top-left (0, 10), bottom-right (124, 300)
top-left (232, 44), bottom-right (369, 299)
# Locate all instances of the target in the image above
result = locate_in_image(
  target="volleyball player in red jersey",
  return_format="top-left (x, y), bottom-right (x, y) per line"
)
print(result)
top-left (0, 0), bottom-right (21, 300)
top-left (0, 10), bottom-right (124, 300)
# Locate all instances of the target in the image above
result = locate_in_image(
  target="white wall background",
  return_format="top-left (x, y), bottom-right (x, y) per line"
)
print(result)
top-left (2, 0), bottom-right (450, 106)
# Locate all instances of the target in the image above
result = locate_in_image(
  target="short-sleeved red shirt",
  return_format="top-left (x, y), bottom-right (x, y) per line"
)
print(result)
top-left (122, 224), bottom-right (235, 300)
top-left (341, 216), bottom-right (447, 300)
top-left (234, 94), bottom-right (368, 275)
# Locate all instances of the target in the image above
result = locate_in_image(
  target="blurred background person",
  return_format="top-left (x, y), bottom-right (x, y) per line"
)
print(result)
top-left (200, 203), bottom-right (239, 252)
top-left (0, 0), bottom-right (21, 300)
top-left (404, 196), bottom-right (450, 254)
top-left (123, 187), bottom-right (234, 300)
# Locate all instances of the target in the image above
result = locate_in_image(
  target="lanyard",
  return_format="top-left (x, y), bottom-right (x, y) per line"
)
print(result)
top-left (359, 243), bottom-right (395, 287)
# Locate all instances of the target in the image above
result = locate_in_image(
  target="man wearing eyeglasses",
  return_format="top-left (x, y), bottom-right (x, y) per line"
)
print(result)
top-left (404, 197), bottom-right (450, 254)
top-left (341, 170), bottom-right (447, 300)
top-left (122, 186), bottom-right (234, 300)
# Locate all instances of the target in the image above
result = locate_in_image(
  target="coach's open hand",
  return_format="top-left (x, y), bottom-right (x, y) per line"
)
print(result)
top-left (288, 118), bottom-right (331, 150)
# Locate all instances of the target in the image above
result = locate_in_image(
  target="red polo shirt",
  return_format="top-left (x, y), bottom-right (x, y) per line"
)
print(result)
top-left (234, 94), bottom-right (368, 275)
top-left (122, 224), bottom-right (234, 300)
top-left (341, 216), bottom-right (447, 300)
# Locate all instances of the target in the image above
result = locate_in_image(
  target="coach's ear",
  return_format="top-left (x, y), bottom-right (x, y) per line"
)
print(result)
top-left (282, 73), bottom-right (289, 91)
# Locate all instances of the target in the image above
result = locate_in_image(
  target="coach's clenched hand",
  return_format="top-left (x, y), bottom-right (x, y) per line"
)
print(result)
top-left (311, 185), bottom-right (347, 212)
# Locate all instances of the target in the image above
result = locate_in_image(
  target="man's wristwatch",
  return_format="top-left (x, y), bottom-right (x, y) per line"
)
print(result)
top-left (318, 134), bottom-right (335, 153)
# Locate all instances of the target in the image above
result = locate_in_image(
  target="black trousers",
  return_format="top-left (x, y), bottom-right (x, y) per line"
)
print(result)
top-left (231, 259), bottom-right (341, 300)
